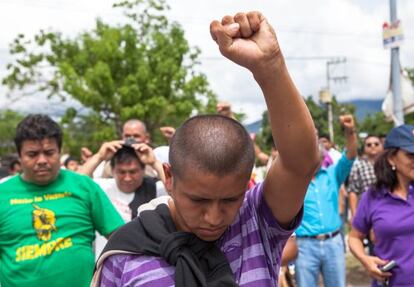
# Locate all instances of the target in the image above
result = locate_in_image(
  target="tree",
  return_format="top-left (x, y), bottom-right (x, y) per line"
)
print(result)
top-left (59, 108), bottom-right (118, 158)
top-left (407, 68), bottom-right (414, 84)
top-left (358, 112), bottom-right (393, 137)
top-left (2, 0), bottom-right (217, 141)
top-left (0, 110), bottom-right (24, 157)
top-left (304, 96), bottom-right (356, 148)
top-left (256, 95), bottom-right (357, 153)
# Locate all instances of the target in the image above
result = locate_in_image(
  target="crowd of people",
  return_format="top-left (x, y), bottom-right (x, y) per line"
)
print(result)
top-left (0, 11), bottom-right (413, 287)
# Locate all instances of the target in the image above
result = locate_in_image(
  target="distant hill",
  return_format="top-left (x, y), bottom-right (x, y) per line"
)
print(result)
top-left (244, 119), bottom-right (262, 134)
top-left (341, 99), bottom-right (383, 121)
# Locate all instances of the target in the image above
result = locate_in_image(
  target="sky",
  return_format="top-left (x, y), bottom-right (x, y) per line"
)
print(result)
top-left (0, 0), bottom-right (413, 123)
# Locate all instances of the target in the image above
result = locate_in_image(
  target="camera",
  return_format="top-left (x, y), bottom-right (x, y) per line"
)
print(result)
top-left (378, 260), bottom-right (396, 287)
top-left (123, 137), bottom-right (137, 147)
top-left (380, 260), bottom-right (397, 272)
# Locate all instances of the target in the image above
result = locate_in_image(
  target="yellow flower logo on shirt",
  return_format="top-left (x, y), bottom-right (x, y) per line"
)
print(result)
top-left (32, 204), bottom-right (57, 241)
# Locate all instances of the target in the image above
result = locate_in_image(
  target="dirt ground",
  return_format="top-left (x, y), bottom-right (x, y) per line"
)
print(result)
top-left (346, 253), bottom-right (372, 287)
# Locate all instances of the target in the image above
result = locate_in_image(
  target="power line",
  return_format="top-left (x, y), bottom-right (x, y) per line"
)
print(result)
top-left (0, 1), bottom-right (413, 41)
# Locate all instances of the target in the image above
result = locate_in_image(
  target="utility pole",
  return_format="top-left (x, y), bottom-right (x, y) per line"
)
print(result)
top-left (319, 58), bottom-right (347, 143)
top-left (390, 0), bottom-right (404, 125)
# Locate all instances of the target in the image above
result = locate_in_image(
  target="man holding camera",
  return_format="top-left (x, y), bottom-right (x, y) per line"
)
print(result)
top-left (79, 139), bottom-right (166, 257)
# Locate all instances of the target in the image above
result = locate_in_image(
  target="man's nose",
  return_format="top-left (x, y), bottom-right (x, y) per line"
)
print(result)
top-left (204, 202), bottom-right (223, 227)
top-left (36, 153), bottom-right (48, 164)
top-left (123, 173), bottom-right (133, 181)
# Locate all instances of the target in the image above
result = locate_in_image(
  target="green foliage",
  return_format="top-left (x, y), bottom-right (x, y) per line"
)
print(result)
top-left (2, 0), bottom-right (217, 144)
top-left (358, 112), bottom-right (393, 137)
top-left (0, 110), bottom-right (24, 156)
top-left (59, 108), bottom-right (117, 158)
top-left (254, 110), bottom-right (272, 155)
top-left (256, 96), bottom-right (357, 153)
top-left (304, 97), bottom-right (348, 147)
top-left (407, 68), bottom-right (414, 84)
top-left (358, 111), bottom-right (414, 140)
top-left (304, 96), bottom-right (355, 148)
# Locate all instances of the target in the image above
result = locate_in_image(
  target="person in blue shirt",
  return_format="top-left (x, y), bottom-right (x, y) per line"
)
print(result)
top-left (295, 114), bottom-right (358, 287)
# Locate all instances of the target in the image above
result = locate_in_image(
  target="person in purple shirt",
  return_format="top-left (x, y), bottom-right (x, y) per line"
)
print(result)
top-left (91, 11), bottom-right (320, 287)
top-left (349, 124), bottom-right (414, 287)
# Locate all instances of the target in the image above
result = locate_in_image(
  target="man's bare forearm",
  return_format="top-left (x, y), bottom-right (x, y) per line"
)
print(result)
top-left (260, 56), bottom-right (319, 227)
top-left (345, 129), bottom-right (358, 160)
top-left (255, 58), bottom-right (319, 177)
top-left (77, 154), bottom-right (104, 177)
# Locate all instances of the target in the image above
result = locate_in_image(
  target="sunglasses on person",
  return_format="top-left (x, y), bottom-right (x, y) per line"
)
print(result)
top-left (365, 142), bottom-right (381, 148)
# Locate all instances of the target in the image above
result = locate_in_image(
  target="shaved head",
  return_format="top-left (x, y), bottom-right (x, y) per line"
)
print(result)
top-left (169, 115), bottom-right (255, 180)
top-left (122, 119), bottom-right (149, 143)
top-left (123, 119), bottom-right (147, 133)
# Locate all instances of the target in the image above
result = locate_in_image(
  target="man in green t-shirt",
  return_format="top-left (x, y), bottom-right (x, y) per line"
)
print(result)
top-left (0, 114), bottom-right (124, 287)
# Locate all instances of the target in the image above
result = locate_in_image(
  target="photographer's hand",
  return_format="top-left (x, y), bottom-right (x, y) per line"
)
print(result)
top-left (78, 140), bottom-right (124, 177)
top-left (132, 143), bottom-right (156, 166)
top-left (132, 143), bottom-right (165, 184)
top-left (97, 141), bottom-right (124, 161)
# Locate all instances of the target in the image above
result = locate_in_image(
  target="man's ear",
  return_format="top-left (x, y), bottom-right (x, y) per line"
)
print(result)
top-left (163, 163), bottom-right (173, 193)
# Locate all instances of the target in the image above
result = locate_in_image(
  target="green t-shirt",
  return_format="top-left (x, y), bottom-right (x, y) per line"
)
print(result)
top-left (0, 169), bottom-right (124, 287)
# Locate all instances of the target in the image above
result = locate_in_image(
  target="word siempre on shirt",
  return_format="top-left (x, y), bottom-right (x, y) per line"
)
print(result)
top-left (16, 237), bottom-right (73, 262)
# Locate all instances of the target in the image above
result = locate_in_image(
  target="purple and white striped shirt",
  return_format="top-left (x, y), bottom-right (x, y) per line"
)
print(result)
top-left (99, 183), bottom-right (301, 287)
